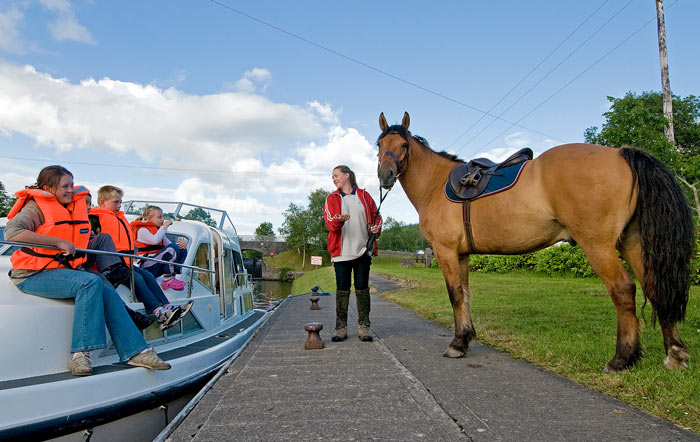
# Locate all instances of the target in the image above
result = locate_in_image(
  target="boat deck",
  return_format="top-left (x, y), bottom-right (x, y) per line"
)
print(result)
top-left (169, 275), bottom-right (699, 441)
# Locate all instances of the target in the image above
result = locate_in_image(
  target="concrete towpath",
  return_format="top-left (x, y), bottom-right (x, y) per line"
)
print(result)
top-left (169, 274), bottom-right (699, 441)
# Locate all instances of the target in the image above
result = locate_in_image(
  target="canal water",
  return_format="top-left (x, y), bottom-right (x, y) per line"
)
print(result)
top-left (252, 279), bottom-right (293, 309)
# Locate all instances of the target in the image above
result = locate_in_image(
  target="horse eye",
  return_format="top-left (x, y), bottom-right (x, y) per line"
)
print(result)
top-left (402, 143), bottom-right (408, 148)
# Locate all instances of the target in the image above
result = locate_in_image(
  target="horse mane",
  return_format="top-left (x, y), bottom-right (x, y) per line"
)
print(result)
top-left (377, 125), bottom-right (463, 163)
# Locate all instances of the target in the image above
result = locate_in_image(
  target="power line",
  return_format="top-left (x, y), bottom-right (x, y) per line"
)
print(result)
top-left (456, 0), bottom-right (635, 157)
top-left (478, 0), bottom-right (679, 151)
top-left (0, 155), bottom-right (377, 177)
top-left (206, 0), bottom-right (561, 142)
top-left (445, 0), bottom-right (612, 150)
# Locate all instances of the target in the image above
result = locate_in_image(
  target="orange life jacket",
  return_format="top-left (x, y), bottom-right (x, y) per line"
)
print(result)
top-left (130, 220), bottom-right (165, 255)
top-left (8, 186), bottom-right (90, 271)
top-left (89, 207), bottom-right (134, 265)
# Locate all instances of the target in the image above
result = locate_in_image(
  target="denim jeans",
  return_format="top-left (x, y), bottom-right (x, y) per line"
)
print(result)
top-left (17, 268), bottom-right (148, 361)
top-left (141, 244), bottom-right (187, 277)
top-left (131, 266), bottom-right (169, 313)
top-left (333, 254), bottom-right (372, 291)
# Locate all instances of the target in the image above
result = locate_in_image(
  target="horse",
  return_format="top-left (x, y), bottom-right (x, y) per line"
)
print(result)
top-left (376, 112), bottom-right (695, 372)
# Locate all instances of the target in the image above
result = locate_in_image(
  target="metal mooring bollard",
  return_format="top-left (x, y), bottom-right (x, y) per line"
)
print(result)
top-left (304, 322), bottom-right (324, 350)
top-left (309, 296), bottom-right (320, 310)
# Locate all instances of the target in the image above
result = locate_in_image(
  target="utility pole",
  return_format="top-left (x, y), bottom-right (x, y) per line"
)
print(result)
top-left (655, 0), bottom-right (675, 144)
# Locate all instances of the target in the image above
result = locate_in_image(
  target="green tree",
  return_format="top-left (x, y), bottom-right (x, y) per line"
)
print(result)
top-left (0, 182), bottom-right (16, 217)
top-left (182, 207), bottom-right (217, 227)
top-left (254, 221), bottom-right (275, 240)
top-left (377, 217), bottom-right (427, 251)
top-left (585, 91), bottom-right (700, 218)
top-left (279, 188), bottom-right (330, 260)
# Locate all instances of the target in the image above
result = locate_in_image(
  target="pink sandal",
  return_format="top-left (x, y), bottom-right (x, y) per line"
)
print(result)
top-left (161, 277), bottom-right (186, 291)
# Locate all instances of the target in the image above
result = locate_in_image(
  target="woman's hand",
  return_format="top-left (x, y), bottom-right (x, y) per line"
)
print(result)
top-left (370, 225), bottom-right (380, 234)
top-left (55, 238), bottom-right (75, 256)
top-left (334, 214), bottom-right (350, 222)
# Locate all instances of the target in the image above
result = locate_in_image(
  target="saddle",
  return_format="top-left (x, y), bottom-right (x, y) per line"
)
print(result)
top-left (447, 148), bottom-right (533, 201)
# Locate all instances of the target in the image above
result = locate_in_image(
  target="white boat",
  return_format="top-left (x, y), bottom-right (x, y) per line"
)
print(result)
top-left (0, 201), bottom-right (270, 441)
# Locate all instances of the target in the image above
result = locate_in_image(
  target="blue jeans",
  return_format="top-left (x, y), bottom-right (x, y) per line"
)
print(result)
top-left (131, 266), bottom-right (170, 313)
top-left (17, 268), bottom-right (148, 361)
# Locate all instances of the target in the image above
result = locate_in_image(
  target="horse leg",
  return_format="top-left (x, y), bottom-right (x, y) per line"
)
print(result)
top-left (436, 248), bottom-right (475, 358)
top-left (581, 244), bottom-right (642, 372)
top-left (619, 225), bottom-right (689, 369)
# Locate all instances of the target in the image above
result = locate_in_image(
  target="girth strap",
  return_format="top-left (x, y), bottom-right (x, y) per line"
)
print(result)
top-left (461, 200), bottom-right (477, 254)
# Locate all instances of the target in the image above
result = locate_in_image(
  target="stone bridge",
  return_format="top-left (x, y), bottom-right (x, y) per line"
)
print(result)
top-left (238, 235), bottom-right (289, 257)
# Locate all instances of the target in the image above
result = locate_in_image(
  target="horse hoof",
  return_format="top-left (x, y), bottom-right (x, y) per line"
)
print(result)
top-left (443, 347), bottom-right (465, 358)
top-left (663, 345), bottom-right (689, 370)
top-left (602, 361), bottom-right (625, 373)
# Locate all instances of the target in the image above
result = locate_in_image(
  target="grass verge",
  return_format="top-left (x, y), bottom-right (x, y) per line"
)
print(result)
top-left (295, 254), bottom-right (700, 433)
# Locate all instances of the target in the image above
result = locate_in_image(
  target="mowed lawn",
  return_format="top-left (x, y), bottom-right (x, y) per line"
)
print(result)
top-left (294, 254), bottom-right (700, 433)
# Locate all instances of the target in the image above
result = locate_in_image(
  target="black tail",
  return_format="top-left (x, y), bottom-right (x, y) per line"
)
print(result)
top-left (620, 147), bottom-right (696, 324)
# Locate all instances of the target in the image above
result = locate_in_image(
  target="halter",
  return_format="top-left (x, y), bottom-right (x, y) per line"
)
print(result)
top-left (378, 130), bottom-right (410, 184)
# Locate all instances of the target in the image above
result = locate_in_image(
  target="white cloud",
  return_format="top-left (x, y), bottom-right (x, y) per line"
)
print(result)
top-left (231, 67), bottom-right (271, 93)
top-left (0, 7), bottom-right (25, 54)
top-left (39, 0), bottom-right (95, 44)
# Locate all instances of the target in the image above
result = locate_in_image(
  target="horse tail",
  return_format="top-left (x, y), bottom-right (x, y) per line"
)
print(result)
top-left (620, 147), bottom-right (696, 325)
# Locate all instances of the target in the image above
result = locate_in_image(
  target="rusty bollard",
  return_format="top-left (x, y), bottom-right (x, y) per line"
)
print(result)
top-left (309, 296), bottom-right (320, 310)
top-left (304, 322), bottom-right (324, 350)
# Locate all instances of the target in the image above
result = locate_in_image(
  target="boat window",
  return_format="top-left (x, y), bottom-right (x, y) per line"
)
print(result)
top-left (193, 242), bottom-right (211, 288)
top-left (223, 248), bottom-right (235, 317)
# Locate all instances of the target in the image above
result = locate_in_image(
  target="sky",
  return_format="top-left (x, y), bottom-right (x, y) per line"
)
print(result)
top-left (0, 0), bottom-right (698, 235)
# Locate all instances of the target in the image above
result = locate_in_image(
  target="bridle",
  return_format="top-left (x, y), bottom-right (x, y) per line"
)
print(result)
top-left (377, 131), bottom-right (410, 187)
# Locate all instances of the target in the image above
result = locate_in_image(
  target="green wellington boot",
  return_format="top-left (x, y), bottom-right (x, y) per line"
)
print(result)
top-left (356, 288), bottom-right (373, 342)
top-left (332, 289), bottom-right (350, 342)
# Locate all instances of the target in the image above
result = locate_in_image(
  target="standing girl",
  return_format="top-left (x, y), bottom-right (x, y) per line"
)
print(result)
top-left (324, 165), bottom-right (382, 342)
top-left (131, 205), bottom-right (188, 291)
top-left (4, 166), bottom-right (170, 376)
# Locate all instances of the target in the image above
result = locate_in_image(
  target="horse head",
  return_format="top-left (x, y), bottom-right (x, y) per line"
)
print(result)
top-left (377, 111), bottom-right (411, 189)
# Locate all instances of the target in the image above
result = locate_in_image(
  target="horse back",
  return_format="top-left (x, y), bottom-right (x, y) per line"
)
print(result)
top-left (469, 143), bottom-right (637, 254)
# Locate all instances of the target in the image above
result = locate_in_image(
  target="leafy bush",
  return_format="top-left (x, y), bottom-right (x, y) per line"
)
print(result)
top-left (691, 236), bottom-right (700, 285)
top-left (470, 244), bottom-right (594, 277)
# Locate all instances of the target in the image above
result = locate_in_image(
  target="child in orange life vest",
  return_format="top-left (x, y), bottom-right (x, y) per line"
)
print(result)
top-left (93, 185), bottom-right (192, 330)
top-left (83, 191), bottom-right (156, 330)
top-left (132, 205), bottom-right (188, 291)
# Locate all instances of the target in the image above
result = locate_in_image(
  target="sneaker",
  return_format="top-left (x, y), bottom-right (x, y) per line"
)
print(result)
top-left (126, 306), bottom-right (157, 330)
top-left (161, 277), bottom-right (186, 291)
top-left (331, 327), bottom-right (347, 342)
top-left (358, 325), bottom-right (373, 342)
top-left (157, 306), bottom-right (184, 331)
top-left (69, 352), bottom-right (93, 376)
top-left (127, 348), bottom-right (171, 370)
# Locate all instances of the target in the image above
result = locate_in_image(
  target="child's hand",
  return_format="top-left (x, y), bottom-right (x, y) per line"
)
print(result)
top-left (164, 220), bottom-right (173, 228)
top-left (176, 237), bottom-right (188, 249)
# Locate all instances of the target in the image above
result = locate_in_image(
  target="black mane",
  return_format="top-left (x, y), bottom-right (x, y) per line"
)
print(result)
top-left (378, 125), bottom-right (463, 163)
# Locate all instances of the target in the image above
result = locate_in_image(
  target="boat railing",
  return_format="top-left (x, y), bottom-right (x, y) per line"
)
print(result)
top-left (122, 200), bottom-right (238, 237)
top-left (0, 240), bottom-right (213, 301)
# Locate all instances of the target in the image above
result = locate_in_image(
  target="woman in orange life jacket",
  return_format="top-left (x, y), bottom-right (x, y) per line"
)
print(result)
top-left (132, 205), bottom-right (188, 291)
top-left (4, 165), bottom-right (170, 376)
top-left (324, 165), bottom-right (382, 343)
top-left (91, 185), bottom-right (192, 331)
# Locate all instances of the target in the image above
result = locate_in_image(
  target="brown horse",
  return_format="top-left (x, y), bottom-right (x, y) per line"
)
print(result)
top-left (376, 112), bottom-right (695, 372)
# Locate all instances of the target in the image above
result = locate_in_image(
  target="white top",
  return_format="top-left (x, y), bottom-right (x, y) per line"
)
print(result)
top-left (332, 192), bottom-right (369, 263)
top-left (136, 226), bottom-right (172, 246)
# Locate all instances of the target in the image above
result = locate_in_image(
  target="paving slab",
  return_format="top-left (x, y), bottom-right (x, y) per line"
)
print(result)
top-left (169, 275), bottom-right (699, 442)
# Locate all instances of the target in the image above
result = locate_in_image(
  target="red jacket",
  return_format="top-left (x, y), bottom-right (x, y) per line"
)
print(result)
top-left (324, 187), bottom-right (382, 258)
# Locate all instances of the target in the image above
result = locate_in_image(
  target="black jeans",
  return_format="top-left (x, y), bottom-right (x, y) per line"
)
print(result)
top-left (333, 254), bottom-right (371, 291)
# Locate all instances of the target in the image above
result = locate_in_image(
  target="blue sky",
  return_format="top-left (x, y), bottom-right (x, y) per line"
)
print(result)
top-left (0, 0), bottom-right (698, 234)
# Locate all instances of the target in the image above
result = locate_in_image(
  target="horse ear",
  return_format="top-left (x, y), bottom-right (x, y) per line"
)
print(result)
top-left (402, 112), bottom-right (410, 130)
top-left (379, 112), bottom-right (388, 132)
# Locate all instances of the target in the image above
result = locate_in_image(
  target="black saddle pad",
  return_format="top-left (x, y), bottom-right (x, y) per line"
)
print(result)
top-left (445, 161), bottom-right (529, 203)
